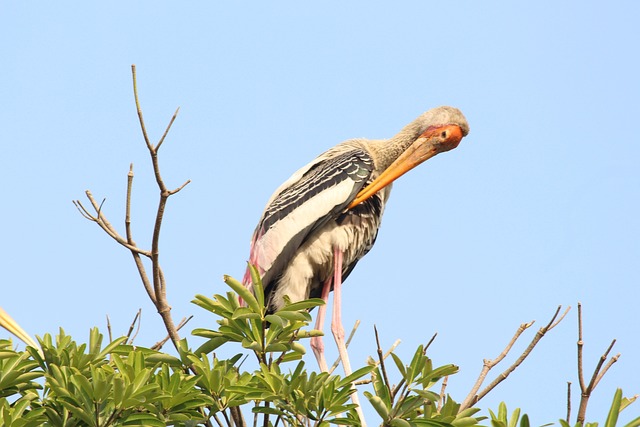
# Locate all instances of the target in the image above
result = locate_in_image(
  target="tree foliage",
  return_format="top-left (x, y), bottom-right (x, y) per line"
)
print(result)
top-left (1, 275), bottom-right (639, 426)
top-left (1, 275), bottom-right (485, 427)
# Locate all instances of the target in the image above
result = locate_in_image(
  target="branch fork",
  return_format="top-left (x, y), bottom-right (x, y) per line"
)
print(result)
top-left (459, 305), bottom-right (570, 411)
top-left (73, 65), bottom-right (190, 351)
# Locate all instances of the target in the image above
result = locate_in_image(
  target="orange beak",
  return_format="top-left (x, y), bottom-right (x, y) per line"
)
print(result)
top-left (348, 124), bottom-right (464, 209)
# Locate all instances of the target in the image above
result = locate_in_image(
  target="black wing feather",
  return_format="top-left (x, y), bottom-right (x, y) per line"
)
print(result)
top-left (258, 147), bottom-right (374, 298)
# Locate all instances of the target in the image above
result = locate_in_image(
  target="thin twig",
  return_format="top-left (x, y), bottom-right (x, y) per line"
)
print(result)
top-left (150, 315), bottom-right (193, 351)
top-left (157, 108), bottom-right (180, 152)
top-left (576, 303), bottom-right (620, 425)
top-left (125, 309), bottom-right (142, 344)
top-left (577, 303), bottom-right (586, 393)
top-left (106, 315), bottom-right (113, 342)
top-left (566, 382), bottom-right (571, 423)
top-left (122, 164), bottom-right (158, 304)
top-left (374, 326), bottom-right (393, 404)
top-left (229, 405), bottom-right (247, 427)
top-left (356, 338), bottom-right (401, 386)
top-left (438, 375), bottom-right (449, 412)
top-left (125, 164), bottom-right (134, 241)
top-left (593, 350), bottom-right (620, 390)
top-left (169, 179), bottom-right (192, 196)
top-left (460, 321), bottom-right (533, 410)
top-left (131, 65), bottom-right (152, 150)
top-left (474, 306), bottom-right (569, 404)
top-left (73, 194), bottom-right (151, 256)
top-left (211, 412), bottom-right (225, 427)
top-left (424, 332), bottom-right (437, 354)
top-left (220, 408), bottom-right (232, 427)
top-left (384, 339), bottom-right (401, 359)
top-left (586, 339), bottom-right (616, 391)
top-left (130, 65), bottom-right (189, 350)
top-left (391, 335), bottom-right (435, 401)
top-left (460, 306), bottom-right (570, 411)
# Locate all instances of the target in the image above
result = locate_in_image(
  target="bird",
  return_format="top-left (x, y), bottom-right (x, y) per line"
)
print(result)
top-left (242, 106), bottom-right (469, 373)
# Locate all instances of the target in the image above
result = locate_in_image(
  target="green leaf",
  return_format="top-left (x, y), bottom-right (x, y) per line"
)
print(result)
top-left (365, 391), bottom-right (390, 420)
top-left (413, 389), bottom-right (440, 402)
top-left (247, 263), bottom-right (264, 304)
top-left (412, 420), bottom-right (455, 427)
top-left (194, 337), bottom-right (230, 355)
top-left (264, 343), bottom-right (289, 352)
top-left (265, 314), bottom-right (286, 327)
top-left (290, 342), bottom-right (306, 355)
top-left (224, 275), bottom-right (261, 314)
top-left (453, 417), bottom-right (481, 427)
top-left (144, 352), bottom-right (182, 366)
top-left (621, 395), bottom-right (639, 412)
top-left (274, 310), bottom-right (311, 322)
top-left (407, 345), bottom-right (424, 382)
top-left (97, 336), bottom-right (127, 360)
top-left (429, 364), bottom-right (459, 380)
top-left (338, 365), bottom-right (374, 388)
top-left (232, 308), bottom-right (262, 320)
top-left (297, 329), bottom-right (324, 338)
top-left (458, 408), bottom-right (482, 418)
top-left (391, 352), bottom-right (407, 378)
top-left (280, 352), bottom-right (304, 363)
top-left (508, 408), bottom-right (521, 427)
top-left (623, 416), bottom-right (640, 427)
top-left (190, 328), bottom-right (222, 338)
top-left (605, 389), bottom-right (622, 427)
top-left (390, 418), bottom-right (412, 427)
top-left (121, 413), bottom-right (165, 426)
top-left (282, 299), bottom-right (325, 312)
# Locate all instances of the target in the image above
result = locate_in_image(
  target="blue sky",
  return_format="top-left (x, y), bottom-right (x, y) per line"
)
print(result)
top-left (1, 2), bottom-right (639, 424)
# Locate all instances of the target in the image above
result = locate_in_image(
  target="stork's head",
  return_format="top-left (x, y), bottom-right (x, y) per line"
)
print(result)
top-left (348, 106), bottom-right (469, 208)
top-left (416, 105), bottom-right (470, 138)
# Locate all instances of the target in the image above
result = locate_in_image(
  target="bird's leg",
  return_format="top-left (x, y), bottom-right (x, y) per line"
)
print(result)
top-left (330, 249), bottom-right (347, 359)
top-left (331, 247), bottom-right (366, 427)
top-left (310, 276), bottom-right (331, 372)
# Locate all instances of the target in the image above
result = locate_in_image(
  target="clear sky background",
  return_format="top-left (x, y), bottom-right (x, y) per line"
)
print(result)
top-left (1, 2), bottom-right (639, 424)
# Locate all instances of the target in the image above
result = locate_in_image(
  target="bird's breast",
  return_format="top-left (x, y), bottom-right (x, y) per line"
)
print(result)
top-left (268, 187), bottom-right (390, 311)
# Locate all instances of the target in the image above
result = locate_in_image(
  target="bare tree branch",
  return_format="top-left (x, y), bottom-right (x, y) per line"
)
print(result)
top-left (75, 65), bottom-right (190, 352)
top-left (390, 335), bottom-right (437, 402)
top-left (123, 164), bottom-right (158, 304)
top-left (229, 405), bottom-right (247, 427)
top-left (438, 375), bottom-right (449, 412)
top-left (150, 315), bottom-right (193, 351)
top-left (575, 302), bottom-right (621, 424)
top-left (374, 325), bottom-right (393, 404)
top-left (460, 305), bottom-right (570, 411)
top-left (131, 65), bottom-right (152, 151)
top-left (106, 315), bottom-right (113, 342)
top-left (424, 332), bottom-right (437, 354)
top-left (157, 108), bottom-right (180, 152)
top-left (73, 193), bottom-right (151, 257)
top-left (356, 338), bottom-right (401, 386)
top-left (460, 320), bottom-right (533, 410)
top-left (129, 67), bottom-right (185, 349)
top-left (131, 64), bottom-right (189, 349)
top-left (588, 339), bottom-right (617, 390)
top-left (577, 303), bottom-right (586, 393)
top-left (125, 309), bottom-right (142, 345)
top-left (566, 381), bottom-right (572, 423)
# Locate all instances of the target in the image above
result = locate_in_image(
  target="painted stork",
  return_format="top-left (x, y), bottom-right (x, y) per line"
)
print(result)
top-left (243, 106), bottom-right (469, 372)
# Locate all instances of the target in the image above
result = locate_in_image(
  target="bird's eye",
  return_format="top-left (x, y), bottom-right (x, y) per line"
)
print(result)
top-left (441, 130), bottom-right (448, 138)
